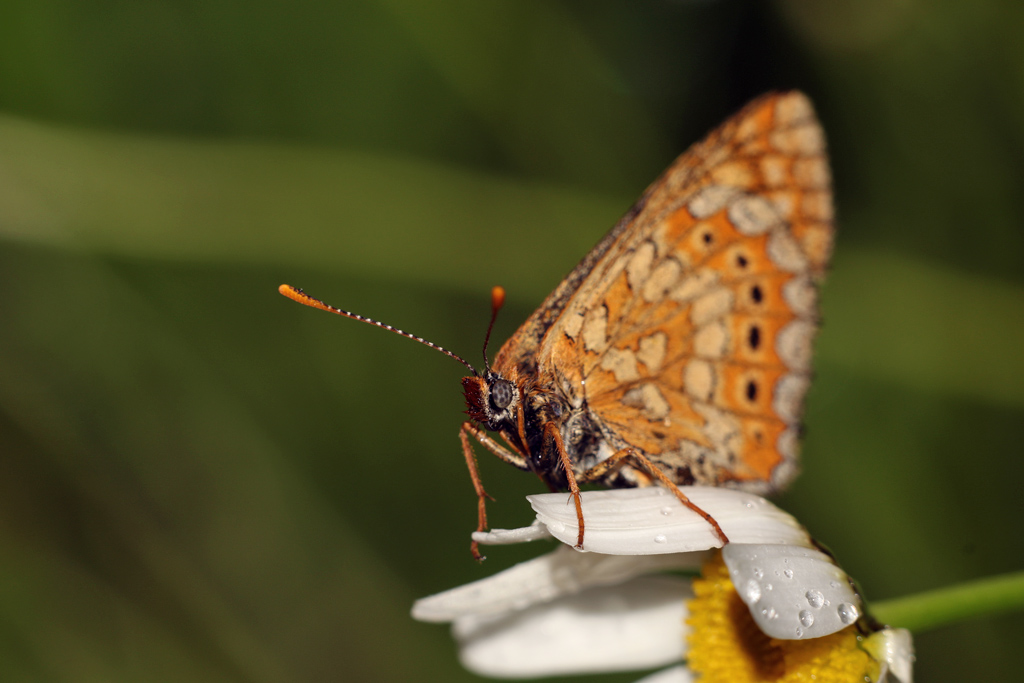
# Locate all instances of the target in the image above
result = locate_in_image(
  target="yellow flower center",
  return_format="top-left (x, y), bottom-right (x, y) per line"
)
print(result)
top-left (687, 552), bottom-right (878, 683)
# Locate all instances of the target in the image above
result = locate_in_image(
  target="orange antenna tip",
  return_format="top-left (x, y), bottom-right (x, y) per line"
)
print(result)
top-left (491, 286), bottom-right (506, 311)
top-left (279, 283), bottom-right (301, 299)
top-left (278, 284), bottom-right (337, 315)
top-left (482, 286), bottom-right (506, 373)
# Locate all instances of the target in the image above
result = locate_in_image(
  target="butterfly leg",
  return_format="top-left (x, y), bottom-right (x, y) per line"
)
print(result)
top-left (541, 422), bottom-right (587, 549)
top-left (460, 421), bottom-right (530, 561)
top-left (579, 449), bottom-right (730, 545)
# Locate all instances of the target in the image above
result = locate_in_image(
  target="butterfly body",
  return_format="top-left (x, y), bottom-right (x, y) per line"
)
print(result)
top-left (461, 92), bottom-right (832, 550)
top-left (462, 367), bottom-right (612, 492)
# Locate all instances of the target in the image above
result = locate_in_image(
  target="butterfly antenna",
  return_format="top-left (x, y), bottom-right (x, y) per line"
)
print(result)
top-left (279, 284), bottom-right (478, 375)
top-left (482, 286), bottom-right (505, 374)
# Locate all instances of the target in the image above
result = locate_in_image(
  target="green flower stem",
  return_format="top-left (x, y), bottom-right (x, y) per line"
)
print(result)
top-left (871, 570), bottom-right (1024, 633)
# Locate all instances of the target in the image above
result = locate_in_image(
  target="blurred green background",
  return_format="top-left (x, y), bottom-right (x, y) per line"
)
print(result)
top-left (1, 1), bottom-right (1022, 681)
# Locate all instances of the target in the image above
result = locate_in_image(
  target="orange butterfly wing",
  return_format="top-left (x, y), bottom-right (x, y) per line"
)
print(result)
top-left (493, 91), bottom-right (833, 494)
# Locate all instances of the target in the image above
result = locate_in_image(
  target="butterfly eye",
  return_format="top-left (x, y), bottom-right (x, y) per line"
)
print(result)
top-left (489, 379), bottom-right (515, 412)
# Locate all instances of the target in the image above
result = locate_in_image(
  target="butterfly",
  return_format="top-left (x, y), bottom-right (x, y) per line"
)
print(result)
top-left (281, 91), bottom-right (833, 560)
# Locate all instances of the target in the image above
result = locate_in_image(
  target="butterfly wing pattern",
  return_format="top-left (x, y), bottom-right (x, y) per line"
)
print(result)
top-left (462, 91), bottom-right (832, 553)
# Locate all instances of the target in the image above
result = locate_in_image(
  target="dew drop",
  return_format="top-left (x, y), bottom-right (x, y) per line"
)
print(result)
top-left (744, 579), bottom-right (762, 603)
top-left (784, 568), bottom-right (794, 579)
top-left (744, 499), bottom-right (756, 509)
top-left (765, 583), bottom-right (773, 591)
top-left (753, 567), bottom-right (764, 580)
top-left (837, 603), bottom-right (859, 625)
top-left (795, 627), bottom-right (803, 638)
top-left (654, 534), bottom-right (667, 544)
top-left (799, 610), bottom-right (815, 627)
top-left (763, 607), bottom-right (778, 620)
top-left (660, 507), bottom-right (674, 516)
top-left (830, 580), bottom-right (840, 589)
top-left (805, 590), bottom-right (824, 608)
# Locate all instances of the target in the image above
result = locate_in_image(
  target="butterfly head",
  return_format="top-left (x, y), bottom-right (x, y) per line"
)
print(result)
top-left (462, 371), bottom-right (520, 431)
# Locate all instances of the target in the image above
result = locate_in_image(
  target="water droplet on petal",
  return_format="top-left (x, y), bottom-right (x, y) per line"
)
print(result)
top-left (753, 567), bottom-right (764, 580)
top-left (805, 590), bottom-right (824, 608)
top-left (837, 603), bottom-right (859, 625)
top-left (784, 568), bottom-right (794, 579)
top-left (765, 583), bottom-right (773, 591)
top-left (799, 610), bottom-right (815, 627)
top-left (660, 507), bottom-right (673, 516)
top-left (795, 627), bottom-right (803, 638)
top-left (830, 580), bottom-right (840, 589)
top-left (762, 607), bottom-right (778, 620)
top-left (654, 534), bottom-right (667, 544)
top-left (745, 579), bottom-right (762, 603)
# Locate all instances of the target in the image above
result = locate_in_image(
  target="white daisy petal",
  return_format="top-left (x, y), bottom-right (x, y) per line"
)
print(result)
top-left (472, 519), bottom-right (553, 545)
top-left (412, 544), bottom-right (706, 622)
top-left (864, 628), bottom-right (915, 683)
top-left (454, 575), bottom-right (690, 678)
top-left (722, 543), bottom-right (861, 639)
top-left (529, 487), bottom-right (811, 554)
top-left (631, 664), bottom-right (694, 683)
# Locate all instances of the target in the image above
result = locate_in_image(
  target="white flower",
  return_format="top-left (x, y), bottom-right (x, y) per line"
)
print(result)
top-left (413, 487), bottom-right (914, 683)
